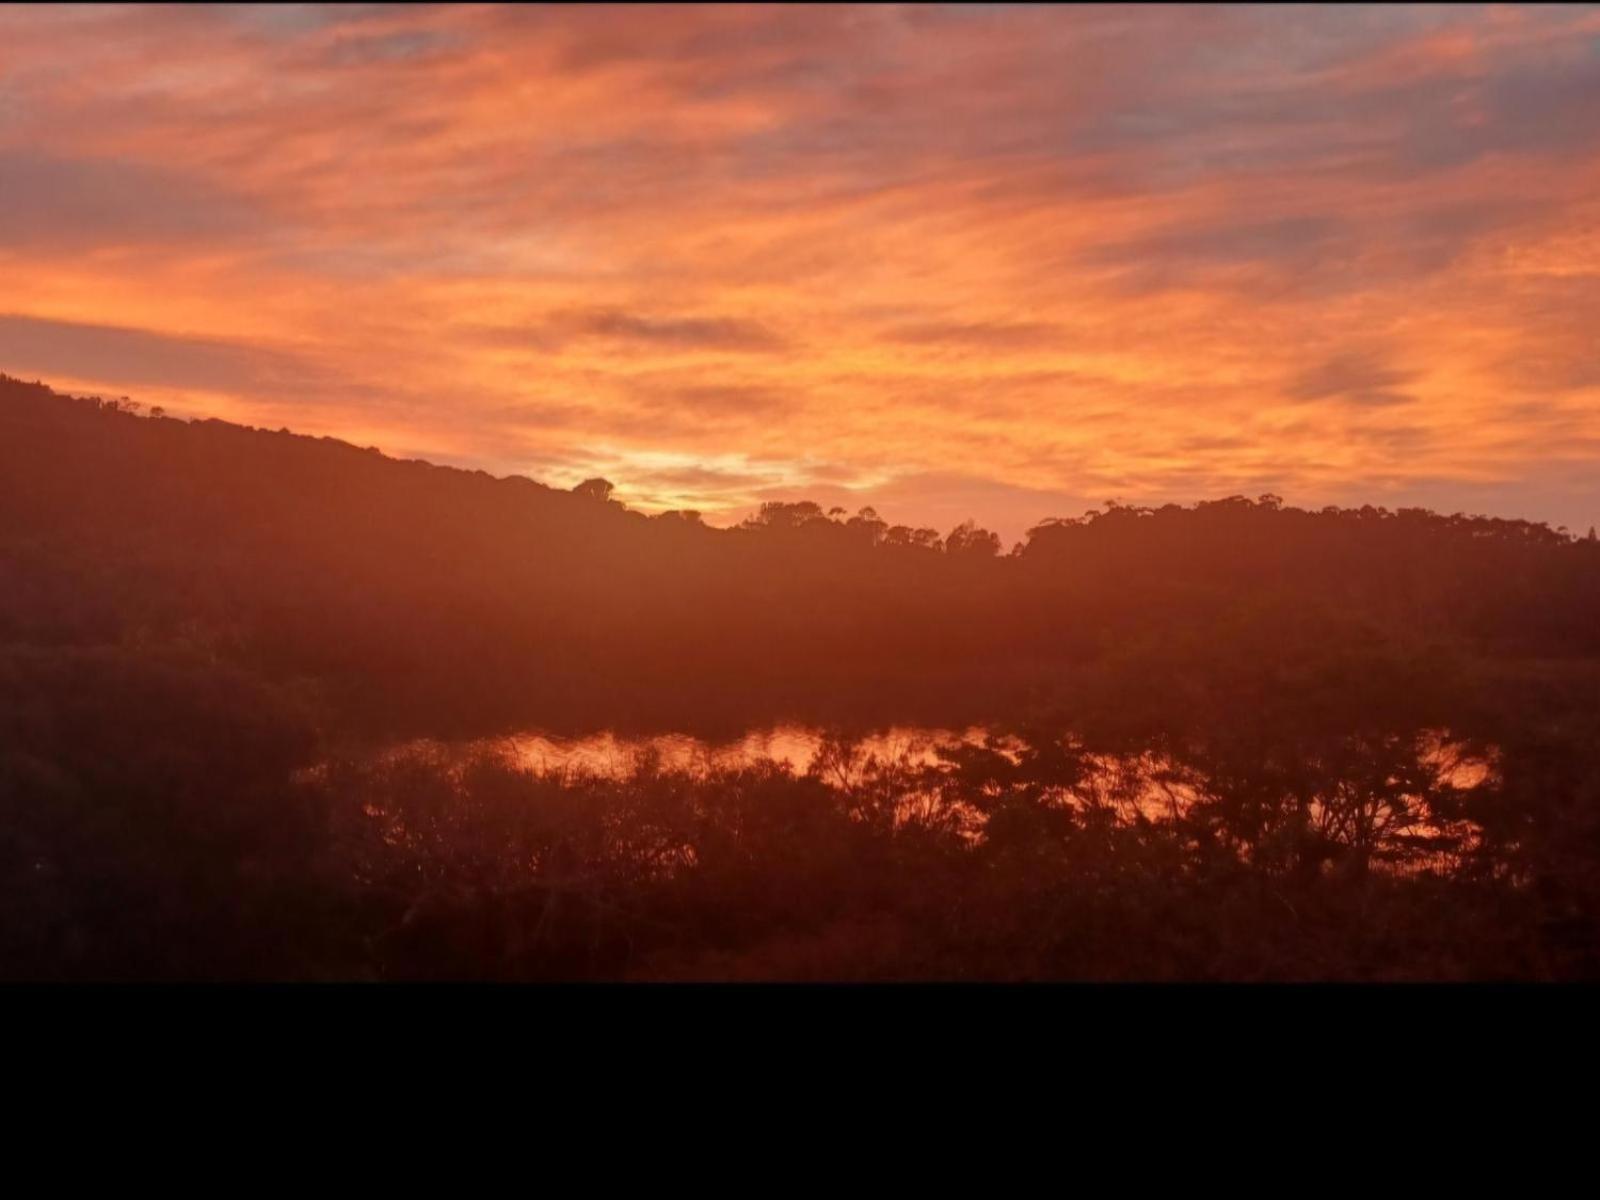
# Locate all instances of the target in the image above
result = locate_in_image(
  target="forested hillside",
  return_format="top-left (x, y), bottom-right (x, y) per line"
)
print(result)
top-left (3, 372), bottom-right (1597, 980)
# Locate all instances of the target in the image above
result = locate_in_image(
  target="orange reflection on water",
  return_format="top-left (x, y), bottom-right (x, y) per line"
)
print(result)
top-left (505, 724), bottom-right (994, 778)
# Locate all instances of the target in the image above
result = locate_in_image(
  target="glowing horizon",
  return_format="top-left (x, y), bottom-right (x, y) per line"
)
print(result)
top-left (2, 3), bottom-right (1598, 542)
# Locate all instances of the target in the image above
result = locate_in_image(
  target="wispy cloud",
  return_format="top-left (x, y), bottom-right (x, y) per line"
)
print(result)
top-left (1, 2), bottom-right (1597, 539)
top-left (0, 313), bottom-right (329, 395)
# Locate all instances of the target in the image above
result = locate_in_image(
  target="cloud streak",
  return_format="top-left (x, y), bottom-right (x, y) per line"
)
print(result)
top-left (0, 313), bottom-right (329, 395)
top-left (0, 3), bottom-right (1597, 539)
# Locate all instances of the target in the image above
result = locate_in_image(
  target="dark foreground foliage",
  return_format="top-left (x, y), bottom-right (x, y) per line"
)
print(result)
top-left (1, 373), bottom-right (1598, 979)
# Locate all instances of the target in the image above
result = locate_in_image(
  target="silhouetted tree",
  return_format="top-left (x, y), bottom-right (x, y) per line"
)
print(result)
top-left (4, 372), bottom-right (1599, 980)
top-left (944, 519), bottom-right (1001, 559)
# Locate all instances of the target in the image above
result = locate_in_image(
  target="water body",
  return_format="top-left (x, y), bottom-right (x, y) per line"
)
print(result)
top-left (365, 723), bottom-right (1492, 793)
top-left (325, 723), bottom-right (1496, 877)
top-left (503, 724), bottom-right (993, 778)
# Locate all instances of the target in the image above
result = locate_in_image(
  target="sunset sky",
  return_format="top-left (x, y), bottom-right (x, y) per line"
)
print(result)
top-left (2, 2), bottom-right (1598, 541)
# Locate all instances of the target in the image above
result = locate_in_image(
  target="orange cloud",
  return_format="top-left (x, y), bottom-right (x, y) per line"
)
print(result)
top-left (1, 3), bottom-right (1597, 540)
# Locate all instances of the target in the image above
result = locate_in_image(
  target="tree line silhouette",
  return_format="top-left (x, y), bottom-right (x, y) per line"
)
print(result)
top-left (2, 372), bottom-right (1597, 979)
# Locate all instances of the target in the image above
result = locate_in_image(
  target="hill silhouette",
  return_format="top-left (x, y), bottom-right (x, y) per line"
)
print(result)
top-left (3, 372), bottom-right (1596, 737)
top-left (2, 371), bottom-right (1598, 980)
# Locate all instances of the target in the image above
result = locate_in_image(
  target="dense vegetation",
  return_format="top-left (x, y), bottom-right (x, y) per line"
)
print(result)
top-left (2, 372), bottom-right (1597, 980)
